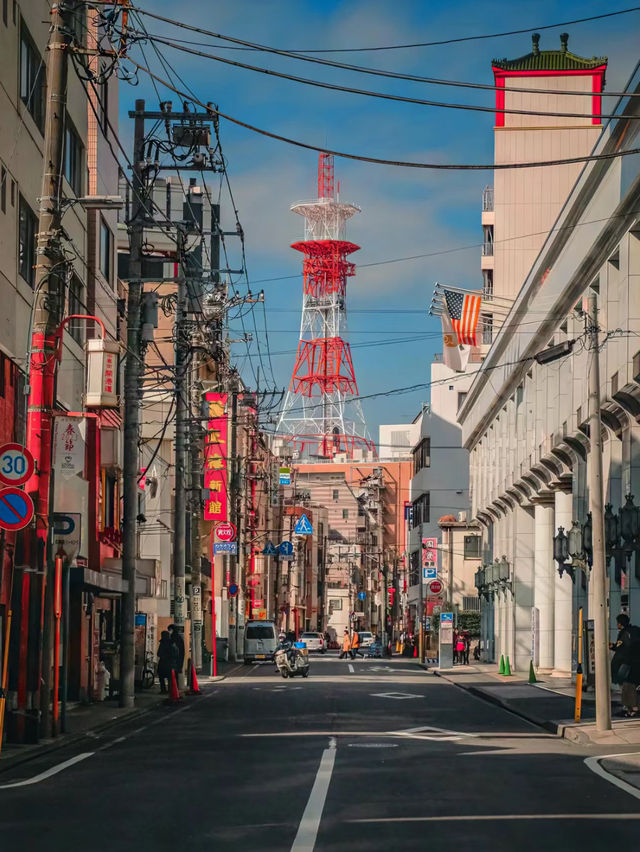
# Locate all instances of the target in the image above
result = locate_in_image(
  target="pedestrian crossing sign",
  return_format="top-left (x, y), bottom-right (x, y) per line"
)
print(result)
top-left (262, 540), bottom-right (278, 556)
top-left (294, 513), bottom-right (313, 535)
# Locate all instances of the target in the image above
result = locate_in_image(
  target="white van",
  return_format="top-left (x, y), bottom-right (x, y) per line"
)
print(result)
top-left (243, 621), bottom-right (278, 664)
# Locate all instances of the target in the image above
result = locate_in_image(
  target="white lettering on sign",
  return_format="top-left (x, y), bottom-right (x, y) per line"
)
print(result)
top-left (174, 576), bottom-right (186, 626)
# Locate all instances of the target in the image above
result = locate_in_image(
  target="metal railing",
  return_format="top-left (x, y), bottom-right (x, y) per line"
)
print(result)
top-left (482, 241), bottom-right (494, 257)
top-left (482, 186), bottom-right (494, 212)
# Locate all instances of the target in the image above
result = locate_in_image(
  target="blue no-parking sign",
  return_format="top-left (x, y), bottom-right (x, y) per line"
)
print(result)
top-left (0, 486), bottom-right (34, 531)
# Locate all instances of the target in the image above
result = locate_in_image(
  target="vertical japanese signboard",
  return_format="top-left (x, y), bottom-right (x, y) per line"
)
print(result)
top-left (204, 392), bottom-right (228, 522)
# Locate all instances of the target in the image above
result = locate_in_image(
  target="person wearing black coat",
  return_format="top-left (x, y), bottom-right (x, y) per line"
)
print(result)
top-left (157, 631), bottom-right (178, 693)
top-left (610, 613), bottom-right (640, 717)
top-left (168, 623), bottom-right (185, 684)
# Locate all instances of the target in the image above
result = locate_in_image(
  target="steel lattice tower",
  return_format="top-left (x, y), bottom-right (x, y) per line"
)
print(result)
top-left (276, 154), bottom-right (374, 458)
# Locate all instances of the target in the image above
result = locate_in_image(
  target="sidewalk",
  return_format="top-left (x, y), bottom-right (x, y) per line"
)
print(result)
top-left (429, 662), bottom-right (640, 746)
top-left (0, 660), bottom-right (240, 773)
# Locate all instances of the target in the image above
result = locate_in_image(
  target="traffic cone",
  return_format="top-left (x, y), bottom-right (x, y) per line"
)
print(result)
top-left (504, 656), bottom-right (512, 676)
top-left (188, 660), bottom-right (202, 696)
top-left (528, 660), bottom-right (537, 683)
top-left (498, 654), bottom-right (505, 675)
top-left (167, 670), bottom-right (181, 704)
top-left (413, 644), bottom-right (418, 658)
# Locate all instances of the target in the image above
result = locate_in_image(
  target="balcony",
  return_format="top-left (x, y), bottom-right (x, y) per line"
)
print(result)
top-left (482, 241), bottom-right (494, 257)
top-left (482, 186), bottom-right (494, 212)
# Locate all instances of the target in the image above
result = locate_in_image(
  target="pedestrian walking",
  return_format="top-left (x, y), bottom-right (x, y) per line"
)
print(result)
top-left (157, 630), bottom-right (178, 693)
top-left (452, 629), bottom-right (459, 664)
top-left (455, 633), bottom-right (466, 666)
top-left (610, 613), bottom-right (640, 717)
top-left (462, 631), bottom-right (471, 665)
top-left (168, 623), bottom-right (185, 685)
top-left (350, 629), bottom-right (363, 659)
top-left (339, 629), bottom-right (351, 659)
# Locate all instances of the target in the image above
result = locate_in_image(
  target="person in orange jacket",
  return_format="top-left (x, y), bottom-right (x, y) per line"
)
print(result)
top-left (351, 628), bottom-right (363, 659)
top-left (339, 629), bottom-right (351, 659)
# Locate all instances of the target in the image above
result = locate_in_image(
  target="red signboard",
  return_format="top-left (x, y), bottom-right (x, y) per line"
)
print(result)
top-left (204, 392), bottom-right (228, 522)
top-left (422, 537), bottom-right (438, 567)
top-left (428, 579), bottom-right (443, 596)
top-left (215, 521), bottom-right (237, 542)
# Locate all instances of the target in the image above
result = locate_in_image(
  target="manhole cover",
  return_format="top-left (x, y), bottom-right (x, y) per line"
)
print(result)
top-left (348, 742), bottom-right (399, 749)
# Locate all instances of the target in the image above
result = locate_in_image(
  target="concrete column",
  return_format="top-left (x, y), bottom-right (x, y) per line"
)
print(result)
top-left (512, 503), bottom-right (535, 673)
top-left (534, 500), bottom-right (555, 672)
top-left (553, 489), bottom-right (573, 677)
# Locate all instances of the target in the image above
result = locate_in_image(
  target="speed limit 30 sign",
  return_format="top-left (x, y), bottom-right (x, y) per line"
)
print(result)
top-left (0, 443), bottom-right (35, 487)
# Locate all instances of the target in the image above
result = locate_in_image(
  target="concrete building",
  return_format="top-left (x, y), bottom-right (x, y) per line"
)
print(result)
top-left (379, 421), bottom-right (421, 461)
top-left (459, 54), bottom-right (640, 674)
top-left (295, 460), bottom-right (412, 639)
top-left (407, 357), bottom-right (478, 631)
top-left (1, 3), bottom-right (123, 736)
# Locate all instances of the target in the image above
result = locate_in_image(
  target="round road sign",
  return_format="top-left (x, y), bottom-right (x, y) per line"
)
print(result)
top-left (428, 579), bottom-right (443, 596)
top-left (0, 443), bottom-right (34, 487)
top-left (0, 486), bottom-right (35, 531)
top-left (228, 583), bottom-right (239, 597)
top-left (215, 521), bottom-right (237, 542)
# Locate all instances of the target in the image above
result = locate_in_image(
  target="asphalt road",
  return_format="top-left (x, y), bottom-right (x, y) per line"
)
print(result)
top-left (1, 654), bottom-right (639, 851)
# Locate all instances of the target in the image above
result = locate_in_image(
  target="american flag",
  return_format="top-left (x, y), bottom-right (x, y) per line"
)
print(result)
top-left (443, 289), bottom-right (482, 346)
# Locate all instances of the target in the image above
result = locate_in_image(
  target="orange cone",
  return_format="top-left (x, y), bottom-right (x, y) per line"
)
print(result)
top-left (188, 660), bottom-right (201, 695)
top-left (167, 669), bottom-right (181, 704)
top-left (413, 644), bottom-right (418, 658)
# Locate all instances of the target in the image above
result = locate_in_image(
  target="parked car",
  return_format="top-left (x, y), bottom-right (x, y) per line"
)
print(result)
top-left (357, 631), bottom-right (374, 648)
top-left (299, 631), bottom-right (326, 653)
top-left (244, 621), bottom-right (278, 664)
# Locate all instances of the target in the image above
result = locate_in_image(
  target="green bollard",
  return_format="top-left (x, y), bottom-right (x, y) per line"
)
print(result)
top-left (504, 656), bottom-right (512, 676)
top-left (528, 660), bottom-right (537, 683)
top-left (498, 654), bottom-right (505, 675)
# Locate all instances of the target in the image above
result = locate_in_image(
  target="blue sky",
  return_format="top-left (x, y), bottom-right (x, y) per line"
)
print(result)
top-left (120, 0), bottom-right (639, 439)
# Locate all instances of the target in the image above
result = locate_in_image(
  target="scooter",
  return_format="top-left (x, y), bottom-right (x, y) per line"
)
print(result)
top-left (274, 643), bottom-right (310, 678)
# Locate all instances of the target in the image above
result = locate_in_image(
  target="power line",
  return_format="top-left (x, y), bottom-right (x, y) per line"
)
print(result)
top-left (132, 5), bottom-right (640, 54)
top-left (128, 60), bottom-right (640, 171)
top-left (128, 30), bottom-right (632, 123)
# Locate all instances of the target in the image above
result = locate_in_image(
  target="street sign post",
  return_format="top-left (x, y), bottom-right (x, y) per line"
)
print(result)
top-left (423, 566), bottom-right (437, 582)
top-left (439, 612), bottom-right (454, 669)
top-left (215, 521), bottom-right (237, 542)
top-left (0, 487), bottom-right (34, 531)
top-left (279, 466), bottom-right (291, 486)
top-left (228, 583), bottom-right (239, 597)
top-left (262, 540), bottom-right (278, 556)
top-left (213, 542), bottom-right (237, 555)
top-left (428, 579), bottom-right (443, 596)
top-left (357, 591), bottom-right (366, 601)
top-left (0, 443), bottom-right (34, 487)
top-left (279, 540), bottom-right (294, 560)
top-left (52, 512), bottom-right (81, 564)
top-left (294, 513), bottom-right (313, 535)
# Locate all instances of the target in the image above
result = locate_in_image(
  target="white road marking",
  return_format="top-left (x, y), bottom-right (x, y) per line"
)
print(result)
top-left (348, 664), bottom-right (354, 673)
top-left (349, 813), bottom-right (640, 823)
top-left (291, 737), bottom-right (337, 852)
top-left (370, 692), bottom-right (422, 700)
top-left (0, 753), bottom-right (94, 789)
top-left (584, 753), bottom-right (640, 801)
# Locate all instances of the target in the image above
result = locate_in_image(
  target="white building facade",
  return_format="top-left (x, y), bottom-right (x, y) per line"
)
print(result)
top-left (459, 62), bottom-right (640, 675)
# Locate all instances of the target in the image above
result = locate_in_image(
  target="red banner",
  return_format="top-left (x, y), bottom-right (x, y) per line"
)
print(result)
top-left (204, 392), bottom-right (228, 522)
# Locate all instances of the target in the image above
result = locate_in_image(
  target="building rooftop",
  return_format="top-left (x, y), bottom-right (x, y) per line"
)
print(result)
top-left (492, 33), bottom-right (606, 73)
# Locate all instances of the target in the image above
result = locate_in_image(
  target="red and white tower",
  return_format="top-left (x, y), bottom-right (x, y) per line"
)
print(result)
top-left (276, 154), bottom-right (374, 458)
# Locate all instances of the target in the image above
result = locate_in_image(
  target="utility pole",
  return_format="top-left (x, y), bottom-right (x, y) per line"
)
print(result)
top-left (173, 227), bottom-right (189, 659)
top-left (120, 99), bottom-right (147, 709)
top-left (23, 0), bottom-right (73, 740)
top-left (587, 292), bottom-right (611, 732)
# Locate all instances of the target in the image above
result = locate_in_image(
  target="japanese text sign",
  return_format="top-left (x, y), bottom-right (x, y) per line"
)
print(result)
top-left (204, 392), bottom-right (228, 522)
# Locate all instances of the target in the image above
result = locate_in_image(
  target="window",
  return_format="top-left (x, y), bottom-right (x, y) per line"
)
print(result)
top-left (99, 217), bottom-right (112, 284)
top-left (64, 120), bottom-right (83, 195)
top-left (68, 276), bottom-right (85, 344)
top-left (18, 194), bottom-right (37, 286)
top-left (342, 509), bottom-right (349, 520)
top-left (1, 166), bottom-right (5, 213)
top-left (332, 489), bottom-right (339, 501)
top-left (481, 313), bottom-right (493, 345)
top-left (412, 437), bottom-right (430, 474)
top-left (462, 595), bottom-right (481, 612)
top-left (0, 353), bottom-right (5, 398)
top-left (99, 65), bottom-right (109, 134)
top-left (10, 180), bottom-right (15, 207)
top-left (2, 0), bottom-right (7, 26)
top-left (411, 493), bottom-right (430, 527)
top-left (328, 598), bottom-right (342, 613)
top-left (463, 536), bottom-right (481, 559)
top-left (409, 550), bottom-right (420, 586)
top-left (20, 22), bottom-right (45, 132)
top-left (457, 392), bottom-right (468, 413)
top-left (483, 268), bottom-right (493, 300)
